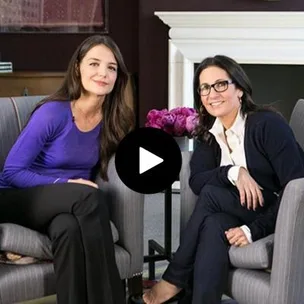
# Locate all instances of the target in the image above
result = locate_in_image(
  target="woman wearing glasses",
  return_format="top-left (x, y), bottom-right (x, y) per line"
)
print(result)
top-left (143, 55), bottom-right (304, 304)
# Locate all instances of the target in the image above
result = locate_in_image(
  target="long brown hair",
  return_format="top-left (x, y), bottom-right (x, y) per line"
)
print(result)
top-left (194, 55), bottom-right (262, 143)
top-left (32, 35), bottom-right (134, 180)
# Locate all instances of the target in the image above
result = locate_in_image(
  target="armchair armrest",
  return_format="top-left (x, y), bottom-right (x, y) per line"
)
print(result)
top-left (96, 156), bottom-right (144, 278)
top-left (269, 178), bottom-right (304, 304)
top-left (180, 151), bottom-right (197, 234)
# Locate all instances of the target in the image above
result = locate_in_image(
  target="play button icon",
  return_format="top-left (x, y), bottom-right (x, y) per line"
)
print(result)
top-left (115, 128), bottom-right (182, 194)
top-left (139, 147), bottom-right (163, 174)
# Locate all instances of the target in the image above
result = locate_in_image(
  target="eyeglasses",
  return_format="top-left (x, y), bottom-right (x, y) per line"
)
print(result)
top-left (197, 80), bottom-right (234, 96)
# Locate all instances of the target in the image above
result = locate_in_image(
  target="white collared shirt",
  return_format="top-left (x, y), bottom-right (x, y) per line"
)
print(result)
top-left (209, 110), bottom-right (253, 243)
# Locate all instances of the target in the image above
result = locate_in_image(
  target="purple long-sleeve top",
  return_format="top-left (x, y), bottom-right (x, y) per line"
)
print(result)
top-left (0, 101), bottom-right (101, 188)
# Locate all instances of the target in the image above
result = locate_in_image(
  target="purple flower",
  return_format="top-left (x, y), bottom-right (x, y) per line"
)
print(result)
top-left (146, 109), bottom-right (160, 122)
top-left (180, 107), bottom-right (196, 116)
top-left (146, 107), bottom-right (198, 138)
top-left (161, 113), bottom-right (176, 127)
top-left (186, 114), bottom-right (199, 135)
top-left (170, 107), bottom-right (182, 116)
top-left (146, 109), bottom-right (166, 128)
top-left (174, 114), bottom-right (187, 136)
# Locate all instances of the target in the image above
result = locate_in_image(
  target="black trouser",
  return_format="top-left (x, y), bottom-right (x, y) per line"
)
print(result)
top-left (163, 185), bottom-right (278, 304)
top-left (0, 183), bottom-right (125, 304)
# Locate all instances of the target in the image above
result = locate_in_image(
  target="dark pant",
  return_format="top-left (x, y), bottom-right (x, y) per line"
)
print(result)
top-left (0, 183), bottom-right (125, 304)
top-left (163, 185), bottom-right (277, 304)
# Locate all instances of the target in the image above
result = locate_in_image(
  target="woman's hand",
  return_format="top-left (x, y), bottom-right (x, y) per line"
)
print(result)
top-left (235, 167), bottom-right (264, 210)
top-left (225, 227), bottom-right (249, 247)
top-left (68, 178), bottom-right (99, 189)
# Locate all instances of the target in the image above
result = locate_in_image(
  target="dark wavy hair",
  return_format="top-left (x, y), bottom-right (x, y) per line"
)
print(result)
top-left (32, 35), bottom-right (134, 180)
top-left (194, 55), bottom-right (264, 142)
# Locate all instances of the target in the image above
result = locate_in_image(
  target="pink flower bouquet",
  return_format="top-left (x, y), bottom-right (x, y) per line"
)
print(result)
top-left (145, 107), bottom-right (199, 138)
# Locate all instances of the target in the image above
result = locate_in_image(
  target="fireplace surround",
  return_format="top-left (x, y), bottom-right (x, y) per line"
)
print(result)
top-left (154, 12), bottom-right (304, 110)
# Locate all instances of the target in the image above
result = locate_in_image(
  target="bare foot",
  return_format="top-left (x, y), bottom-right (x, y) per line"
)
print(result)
top-left (143, 280), bottom-right (181, 304)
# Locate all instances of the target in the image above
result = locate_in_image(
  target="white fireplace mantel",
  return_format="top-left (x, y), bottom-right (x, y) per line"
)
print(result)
top-left (154, 11), bottom-right (304, 109)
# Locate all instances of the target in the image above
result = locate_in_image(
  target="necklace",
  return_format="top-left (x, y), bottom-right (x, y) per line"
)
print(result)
top-left (72, 101), bottom-right (102, 123)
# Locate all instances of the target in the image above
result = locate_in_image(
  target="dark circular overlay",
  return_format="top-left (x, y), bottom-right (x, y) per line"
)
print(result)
top-left (115, 127), bottom-right (182, 194)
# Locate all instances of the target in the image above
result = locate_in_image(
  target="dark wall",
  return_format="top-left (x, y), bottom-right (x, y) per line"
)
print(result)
top-left (138, 0), bottom-right (304, 125)
top-left (0, 0), bottom-right (138, 73)
top-left (241, 64), bottom-right (304, 121)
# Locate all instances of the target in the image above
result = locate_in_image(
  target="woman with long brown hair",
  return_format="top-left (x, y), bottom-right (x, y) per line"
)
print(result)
top-left (0, 35), bottom-right (134, 304)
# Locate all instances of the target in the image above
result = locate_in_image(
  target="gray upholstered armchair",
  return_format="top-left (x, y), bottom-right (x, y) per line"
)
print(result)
top-left (179, 99), bottom-right (304, 304)
top-left (0, 96), bottom-right (144, 304)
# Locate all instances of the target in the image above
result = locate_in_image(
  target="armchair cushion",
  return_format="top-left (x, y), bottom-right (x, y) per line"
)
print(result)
top-left (0, 222), bottom-right (119, 260)
top-left (229, 234), bottom-right (274, 269)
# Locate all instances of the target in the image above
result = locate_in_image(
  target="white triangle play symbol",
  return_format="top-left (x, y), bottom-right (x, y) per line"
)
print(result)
top-left (139, 147), bottom-right (164, 174)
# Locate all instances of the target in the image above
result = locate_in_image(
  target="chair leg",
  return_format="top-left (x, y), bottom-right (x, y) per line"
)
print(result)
top-left (128, 274), bottom-right (143, 303)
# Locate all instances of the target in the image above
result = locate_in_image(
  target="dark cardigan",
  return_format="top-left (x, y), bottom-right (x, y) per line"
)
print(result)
top-left (189, 110), bottom-right (304, 240)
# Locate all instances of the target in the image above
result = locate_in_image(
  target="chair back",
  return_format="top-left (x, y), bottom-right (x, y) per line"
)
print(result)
top-left (289, 99), bottom-right (304, 150)
top-left (0, 96), bottom-right (45, 170)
